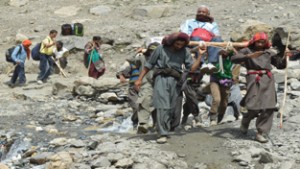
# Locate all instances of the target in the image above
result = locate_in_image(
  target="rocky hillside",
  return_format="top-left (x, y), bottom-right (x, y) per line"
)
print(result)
top-left (0, 0), bottom-right (300, 169)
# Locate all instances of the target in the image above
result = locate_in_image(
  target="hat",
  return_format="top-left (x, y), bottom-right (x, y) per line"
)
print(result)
top-left (248, 32), bottom-right (271, 49)
top-left (22, 39), bottom-right (32, 47)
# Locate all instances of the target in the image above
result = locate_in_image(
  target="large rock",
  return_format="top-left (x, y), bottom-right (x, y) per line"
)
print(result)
top-left (133, 6), bottom-right (170, 18)
top-left (230, 20), bottom-right (273, 41)
top-left (30, 152), bottom-right (55, 165)
top-left (54, 6), bottom-right (80, 17)
top-left (74, 85), bottom-right (95, 96)
top-left (290, 81), bottom-right (300, 91)
top-left (46, 151), bottom-right (73, 169)
top-left (9, 0), bottom-right (28, 7)
top-left (91, 157), bottom-right (111, 168)
top-left (273, 26), bottom-right (300, 49)
top-left (52, 81), bottom-right (70, 95)
top-left (90, 6), bottom-right (112, 15)
top-left (57, 36), bottom-right (90, 50)
top-left (115, 158), bottom-right (134, 168)
top-left (73, 77), bottom-right (121, 96)
top-left (259, 152), bottom-right (274, 164)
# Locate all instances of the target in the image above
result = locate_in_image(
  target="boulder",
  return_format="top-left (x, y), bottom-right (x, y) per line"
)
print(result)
top-left (273, 26), bottom-right (300, 49)
top-left (290, 81), bottom-right (300, 91)
top-left (74, 85), bottom-right (95, 96)
top-left (91, 157), bottom-right (111, 168)
top-left (52, 81), bottom-right (70, 95)
top-left (133, 6), bottom-right (170, 18)
top-left (230, 20), bottom-right (273, 42)
top-left (29, 152), bottom-right (55, 165)
top-left (57, 36), bottom-right (90, 50)
top-left (90, 6), bottom-right (112, 15)
top-left (49, 137), bottom-right (68, 146)
top-left (115, 158), bottom-right (134, 168)
top-left (54, 6), bottom-right (80, 17)
top-left (259, 152), bottom-right (274, 164)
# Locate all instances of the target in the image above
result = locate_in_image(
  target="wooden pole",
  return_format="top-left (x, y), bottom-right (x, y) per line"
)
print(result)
top-left (189, 41), bottom-right (249, 48)
top-left (51, 57), bottom-right (68, 78)
top-left (279, 31), bottom-right (291, 129)
top-left (87, 47), bottom-right (95, 76)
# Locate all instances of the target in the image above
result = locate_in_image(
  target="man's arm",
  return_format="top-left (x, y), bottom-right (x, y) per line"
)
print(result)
top-left (134, 67), bottom-right (150, 91)
top-left (11, 45), bottom-right (21, 64)
top-left (191, 47), bottom-right (206, 72)
top-left (43, 38), bottom-right (55, 48)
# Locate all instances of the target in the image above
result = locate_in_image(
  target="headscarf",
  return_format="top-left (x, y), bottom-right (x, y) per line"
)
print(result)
top-left (248, 32), bottom-right (271, 49)
top-left (22, 39), bottom-right (32, 59)
top-left (161, 32), bottom-right (190, 47)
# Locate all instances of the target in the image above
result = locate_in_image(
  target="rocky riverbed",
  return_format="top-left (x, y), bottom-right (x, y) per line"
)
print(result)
top-left (1, 0), bottom-right (300, 168)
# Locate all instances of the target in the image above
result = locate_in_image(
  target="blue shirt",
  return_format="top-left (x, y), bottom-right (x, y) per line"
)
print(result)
top-left (12, 45), bottom-right (27, 64)
top-left (180, 19), bottom-right (220, 36)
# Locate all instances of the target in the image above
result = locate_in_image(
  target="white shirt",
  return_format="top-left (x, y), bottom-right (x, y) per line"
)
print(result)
top-left (53, 47), bottom-right (68, 59)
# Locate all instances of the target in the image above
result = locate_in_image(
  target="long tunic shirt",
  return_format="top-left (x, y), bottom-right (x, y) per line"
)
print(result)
top-left (145, 45), bottom-right (193, 109)
top-left (231, 48), bottom-right (286, 110)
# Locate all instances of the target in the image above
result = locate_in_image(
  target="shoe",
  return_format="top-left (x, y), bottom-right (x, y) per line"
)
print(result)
top-left (255, 133), bottom-right (268, 143)
top-left (207, 63), bottom-right (218, 74)
top-left (240, 124), bottom-right (248, 134)
top-left (156, 136), bottom-right (167, 144)
top-left (137, 124), bottom-right (148, 134)
top-left (200, 63), bottom-right (209, 74)
top-left (37, 80), bottom-right (43, 85)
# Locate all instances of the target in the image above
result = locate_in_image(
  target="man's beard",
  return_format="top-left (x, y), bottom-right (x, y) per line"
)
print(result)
top-left (196, 14), bottom-right (213, 23)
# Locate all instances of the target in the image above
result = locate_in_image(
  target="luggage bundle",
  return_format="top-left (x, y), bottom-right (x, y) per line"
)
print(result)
top-left (61, 23), bottom-right (84, 36)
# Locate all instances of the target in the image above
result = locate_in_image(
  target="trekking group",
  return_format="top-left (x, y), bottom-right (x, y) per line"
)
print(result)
top-left (116, 5), bottom-right (290, 144)
top-left (5, 5), bottom-right (294, 144)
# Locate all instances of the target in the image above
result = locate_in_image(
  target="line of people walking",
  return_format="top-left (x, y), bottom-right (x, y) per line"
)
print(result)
top-left (117, 5), bottom-right (288, 144)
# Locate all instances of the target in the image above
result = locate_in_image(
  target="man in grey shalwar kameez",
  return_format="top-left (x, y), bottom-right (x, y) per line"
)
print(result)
top-left (135, 32), bottom-right (194, 143)
top-left (231, 32), bottom-right (287, 143)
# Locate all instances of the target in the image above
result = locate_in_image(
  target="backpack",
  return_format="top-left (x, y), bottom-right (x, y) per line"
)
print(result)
top-left (190, 28), bottom-right (215, 42)
top-left (73, 23), bottom-right (84, 36)
top-left (31, 43), bottom-right (42, 61)
top-left (5, 45), bottom-right (22, 63)
top-left (61, 24), bottom-right (73, 36)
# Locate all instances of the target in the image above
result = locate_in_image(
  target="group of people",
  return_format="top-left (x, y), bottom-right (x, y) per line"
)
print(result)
top-left (7, 5), bottom-right (290, 144)
top-left (117, 5), bottom-right (288, 144)
top-left (7, 30), bottom-right (106, 88)
top-left (7, 30), bottom-right (69, 87)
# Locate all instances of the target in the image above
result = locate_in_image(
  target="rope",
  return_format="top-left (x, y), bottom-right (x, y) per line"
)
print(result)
top-left (279, 30), bottom-right (291, 129)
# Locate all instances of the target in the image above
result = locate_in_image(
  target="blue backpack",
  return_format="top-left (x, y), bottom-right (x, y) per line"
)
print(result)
top-left (5, 45), bottom-right (22, 63)
top-left (31, 43), bottom-right (41, 61)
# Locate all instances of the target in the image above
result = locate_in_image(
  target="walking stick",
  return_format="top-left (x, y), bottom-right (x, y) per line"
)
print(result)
top-left (87, 46), bottom-right (95, 76)
top-left (279, 31), bottom-right (291, 129)
top-left (51, 57), bottom-right (68, 78)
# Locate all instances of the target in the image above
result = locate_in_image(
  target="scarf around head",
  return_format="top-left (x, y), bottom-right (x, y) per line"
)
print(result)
top-left (22, 39), bottom-right (32, 59)
top-left (248, 32), bottom-right (271, 49)
top-left (161, 32), bottom-right (190, 47)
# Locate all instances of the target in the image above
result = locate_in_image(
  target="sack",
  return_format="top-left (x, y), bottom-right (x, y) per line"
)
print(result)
top-left (5, 45), bottom-right (22, 63)
top-left (31, 43), bottom-right (42, 61)
top-left (61, 24), bottom-right (73, 36)
top-left (73, 23), bottom-right (84, 36)
top-left (190, 28), bottom-right (215, 42)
